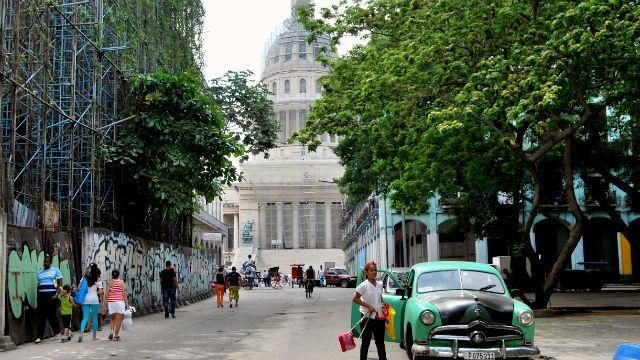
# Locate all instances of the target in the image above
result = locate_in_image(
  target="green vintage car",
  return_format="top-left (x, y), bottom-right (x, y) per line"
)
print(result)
top-left (351, 261), bottom-right (540, 359)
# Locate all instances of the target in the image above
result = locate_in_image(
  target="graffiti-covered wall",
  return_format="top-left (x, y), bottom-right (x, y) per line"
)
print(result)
top-left (82, 228), bottom-right (215, 311)
top-left (5, 227), bottom-right (76, 345)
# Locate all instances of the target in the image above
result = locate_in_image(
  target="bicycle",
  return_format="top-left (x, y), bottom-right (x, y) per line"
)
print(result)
top-left (305, 279), bottom-right (314, 298)
top-left (271, 273), bottom-right (283, 289)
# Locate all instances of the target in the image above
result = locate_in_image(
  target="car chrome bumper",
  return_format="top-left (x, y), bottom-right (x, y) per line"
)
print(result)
top-left (412, 343), bottom-right (540, 359)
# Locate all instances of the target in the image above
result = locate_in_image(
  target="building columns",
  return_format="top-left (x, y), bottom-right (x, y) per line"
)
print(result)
top-left (475, 238), bottom-right (489, 264)
top-left (233, 214), bottom-right (240, 250)
top-left (259, 204), bottom-right (267, 249)
top-left (325, 203), bottom-right (332, 249)
top-left (309, 203), bottom-right (317, 249)
top-left (427, 233), bottom-right (440, 262)
top-left (276, 203), bottom-right (283, 249)
top-left (293, 204), bottom-right (299, 249)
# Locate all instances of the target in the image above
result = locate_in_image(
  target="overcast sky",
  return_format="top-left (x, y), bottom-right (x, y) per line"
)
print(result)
top-left (201, 0), bottom-right (353, 82)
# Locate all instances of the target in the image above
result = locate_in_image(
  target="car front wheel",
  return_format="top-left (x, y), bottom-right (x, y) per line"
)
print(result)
top-left (404, 326), bottom-right (430, 360)
top-left (340, 279), bottom-right (349, 288)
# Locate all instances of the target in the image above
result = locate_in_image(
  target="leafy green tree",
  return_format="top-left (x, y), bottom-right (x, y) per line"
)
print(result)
top-left (296, 0), bottom-right (640, 308)
top-left (102, 72), bottom-right (244, 234)
top-left (208, 70), bottom-right (279, 160)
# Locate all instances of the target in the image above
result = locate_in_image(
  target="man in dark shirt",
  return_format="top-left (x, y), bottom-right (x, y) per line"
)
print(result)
top-left (159, 260), bottom-right (178, 319)
top-left (226, 266), bottom-right (241, 308)
top-left (296, 265), bottom-right (303, 288)
top-left (305, 265), bottom-right (316, 295)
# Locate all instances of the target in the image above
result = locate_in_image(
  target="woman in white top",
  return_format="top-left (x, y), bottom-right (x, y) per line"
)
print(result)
top-left (352, 261), bottom-right (387, 360)
top-left (78, 263), bottom-right (104, 342)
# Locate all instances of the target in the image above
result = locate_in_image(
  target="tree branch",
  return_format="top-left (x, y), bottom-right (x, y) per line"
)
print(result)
top-left (527, 75), bottom-right (593, 163)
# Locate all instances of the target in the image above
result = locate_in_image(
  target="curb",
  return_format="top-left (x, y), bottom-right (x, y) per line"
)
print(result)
top-left (535, 307), bottom-right (640, 318)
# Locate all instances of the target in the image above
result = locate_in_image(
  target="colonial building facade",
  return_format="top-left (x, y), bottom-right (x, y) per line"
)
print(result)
top-left (345, 188), bottom-right (640, 283)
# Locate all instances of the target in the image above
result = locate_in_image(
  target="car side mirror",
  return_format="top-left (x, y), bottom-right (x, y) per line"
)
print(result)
top-left (395, 288), bottom-right (406, 299)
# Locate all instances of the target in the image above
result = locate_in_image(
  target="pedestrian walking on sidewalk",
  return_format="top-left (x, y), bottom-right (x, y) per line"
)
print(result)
top-left (318, 265), bottom-right (325, 287)
top-left (105, 269), bottom-right (128, 341)
top-left (35, 255), bottom-right (64, 344)
top-left (226, 266), bottom-right (241, 308)
top-left (352, 261), bottom-right (387, 360)
top-left (160, 261), bottom-right (178, 319)
top-left (296, 265), bottom-right (303, 288)
top-left (78, 263), bottom-right (103, 343)
top-left (214, 266), bottom-right (227, 308)
top-left (59, 284), bottom-right (79, 342)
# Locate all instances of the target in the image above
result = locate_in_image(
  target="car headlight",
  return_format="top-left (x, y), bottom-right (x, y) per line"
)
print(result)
top-left (518, 310), bottom-right (534, 326)
top-left (421, 310), bottom-right (435, 325)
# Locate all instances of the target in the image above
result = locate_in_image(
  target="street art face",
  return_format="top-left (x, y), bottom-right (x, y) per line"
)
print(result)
top-left (7, 245), bottom-right (71, 318)
top-left (84, 230), bottom-right (215, 310)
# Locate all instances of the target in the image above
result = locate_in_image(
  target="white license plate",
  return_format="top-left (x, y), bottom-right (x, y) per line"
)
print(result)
top-left (463, 352), bottom-right (495, 360)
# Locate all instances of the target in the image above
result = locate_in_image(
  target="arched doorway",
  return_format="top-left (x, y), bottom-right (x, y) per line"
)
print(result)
top-left (533, 219), bottom-right (569, 274)
top-left (631, 219), bottom-right (640, 282)
top-left (583, 217), bottom-right (619, 281)
top-left (438, 220), bottom-right (475, 261)
top-left (393, 220), bottom-right (428, 267)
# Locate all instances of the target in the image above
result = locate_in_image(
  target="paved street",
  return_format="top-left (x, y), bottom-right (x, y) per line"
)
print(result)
top-left (1, 287), bottom-right (639, 360)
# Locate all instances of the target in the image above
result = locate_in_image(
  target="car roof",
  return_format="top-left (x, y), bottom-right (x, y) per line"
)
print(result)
top-left (411, 261), bottom-right (501, 274)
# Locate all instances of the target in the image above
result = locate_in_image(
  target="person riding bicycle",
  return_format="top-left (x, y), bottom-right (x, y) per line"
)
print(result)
top-left (305, 266), bottom-right (315, 295)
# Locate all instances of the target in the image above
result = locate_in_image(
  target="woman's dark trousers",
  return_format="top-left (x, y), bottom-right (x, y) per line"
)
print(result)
top-left (360, 317), bottom-right (387, 360)
top-left (37, 294), bottom-right (61, 339)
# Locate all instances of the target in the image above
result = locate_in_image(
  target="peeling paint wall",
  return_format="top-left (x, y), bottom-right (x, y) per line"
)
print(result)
top-left (82, 228), bottom-right (216, 311)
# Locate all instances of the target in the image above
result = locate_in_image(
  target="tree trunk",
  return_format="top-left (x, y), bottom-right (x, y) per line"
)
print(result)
top-left (537, 138), bottom-right (587, 307)
top-left (519, 162), bottom-right (548, 309)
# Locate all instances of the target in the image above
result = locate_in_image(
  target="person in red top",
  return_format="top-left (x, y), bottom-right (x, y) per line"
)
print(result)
top-left (105, 269), bottom-right (128, 341)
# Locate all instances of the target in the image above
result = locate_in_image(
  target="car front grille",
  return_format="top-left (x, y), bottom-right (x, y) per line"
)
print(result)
top-left (430, 320), bottom-right (523, 344)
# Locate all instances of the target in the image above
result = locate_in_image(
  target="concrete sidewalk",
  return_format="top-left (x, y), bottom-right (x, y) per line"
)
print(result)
top-left (530, 285), bottom-right (640, 316)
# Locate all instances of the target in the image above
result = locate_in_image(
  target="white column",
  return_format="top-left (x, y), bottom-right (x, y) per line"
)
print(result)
top-left (325, 203), bottom-right (332, 249)
top-left (309, 203), bottom-right (317, 249)
top-left (276, 203), bottom-right (283, 248)
top-left (427, 233), bottom-right (440, 262)
top-left (380, 198), bottom-right (391, 268)
top-left (259, 205), bottom-right (267, 249)
top-left (233, 214), bottom-right (240, 250)
top-left (475, 238), bottom-right (489, 264)
top-left (293, 204), bottom-right (299, 249)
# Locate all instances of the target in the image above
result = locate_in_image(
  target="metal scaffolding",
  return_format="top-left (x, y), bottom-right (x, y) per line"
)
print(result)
top-left (0, 0), bottom-right (125, 235)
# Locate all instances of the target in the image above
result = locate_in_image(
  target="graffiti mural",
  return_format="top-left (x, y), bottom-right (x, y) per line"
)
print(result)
top-left (7, 246), bottom-right (71, 318)
top-left (83, 228), bottom-right (215, 311)
top-left (4, 227), bottom-right (76, 345)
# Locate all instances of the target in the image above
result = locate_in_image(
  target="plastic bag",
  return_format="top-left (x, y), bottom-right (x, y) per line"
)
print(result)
top-left (338, 331), bottom-right (356, 352)
top-left (384, 306), bottom-right (397, 340)
top-left (122, 307), bottom-right (134, 331)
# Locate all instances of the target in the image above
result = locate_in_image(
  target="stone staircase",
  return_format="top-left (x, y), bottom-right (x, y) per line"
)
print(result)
top-left (255, 248), bottom-right (346, 274)
top-left (232, 246), bottom-right (257, 270)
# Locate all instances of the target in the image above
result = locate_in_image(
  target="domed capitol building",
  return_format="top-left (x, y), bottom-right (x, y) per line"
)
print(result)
top-left (223, 0), bottom-right (346, 273)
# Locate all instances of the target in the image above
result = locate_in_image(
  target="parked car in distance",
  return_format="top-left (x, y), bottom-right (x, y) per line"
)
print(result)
top-left (351, 261), bottom-right (541, 360)
top-left (324, 267), bottom-right (357, 288)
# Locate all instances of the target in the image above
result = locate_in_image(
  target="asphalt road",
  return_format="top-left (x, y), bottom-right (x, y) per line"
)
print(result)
top-left (1, 286), bottom-right (638, 360)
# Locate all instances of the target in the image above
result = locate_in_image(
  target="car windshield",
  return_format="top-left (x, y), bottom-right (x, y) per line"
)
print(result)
top-left (416, 270), bottom-right (505, 294)
top-left (334, 269), bottom-right (348, 275)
